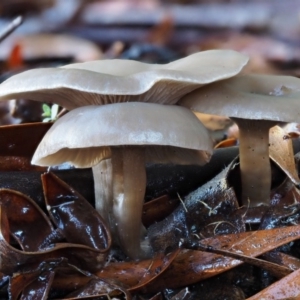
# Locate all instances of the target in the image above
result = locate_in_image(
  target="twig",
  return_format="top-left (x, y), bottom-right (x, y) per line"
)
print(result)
top-left (0, 16), bottom-right (23, 44)
top-left (177, 192), bottom-right (188, 213)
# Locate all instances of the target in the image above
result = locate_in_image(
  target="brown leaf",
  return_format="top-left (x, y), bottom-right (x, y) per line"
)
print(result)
top-left (21, 270), bottom-right (54, 300)
top-left (64, 278), bottom-right (131, 300)
top-left (0, 156), bottom-right (44, 171)
top-left (147, 225), bottom-right (300, 292)
top-left (181, 239), bottom-right (291, 279)
top-left (0, 169), bottom-right (94, 209)
top-left (270, 177), bottom-right (300, 207)
top-left (0, 205), bottom-right (108, 274)
top-left (11, 270), bottom-right (55, 300)
top-left (214, 138), bottom-right (237, 149)
top-left (142, 195), bottom-right (179, 227)
top-left (269, 125), bottom-right (300, 186)
top-left (148, 161), bottom-right (242, 252)
top-left (247, 267), bottom-right (300, 300)
top-left (262, 251), bottom-right (300, 272)
top-left (0, 122), bottom-right (51, 158)
top-left (96, 250), bottom-right (179, 293)
top-left (10, 258), bottom-right (90, 300)
top-left (42, 172), bottom-right (111, 252)
top-left (0, 189), bottom-right (55, 251)
top-left (100, 225), bottom-right (300, 293)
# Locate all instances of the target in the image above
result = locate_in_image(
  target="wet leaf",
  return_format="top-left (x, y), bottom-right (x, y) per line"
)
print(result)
top-left (101, 225), bottom-right (300, 293)
top-left (0, 156), bottom-right (44, 171)
top-left (262, 251), bottom-right (300, 272)
top-left (10, 270), bottom-right (55, 300)
top-left (142, 195), bottom-right (179, 227)
top-left (148, 160), bottom-right (242, 252)
top-left (10, 258), bottom-right (91, 300)
top-left (10, 268), bottom-right (44, 300)
top-left (21, 270), bottom-right (55, 300)
top-left (0, 122), bottom-right (51, 158)
top-left (259, 202), bottom-right (300, 230)
top-left (50, 267), bottom-right (92, 296)
top-left (42, 172), bottom-right (111, 252)
top-left (169, 288), bottom-right (191, 300)
top-left (0, 169), bottom-right (94, 209)
top-left (96, 250), bottom-right (179, 292)
top-left (247, 267), bottom-right (300, 300)
top-left (148, 225), bottom-right (300, 292)
top-left (0, 205), bottom-right (108, 274)
top-left (181, 238), bottom-right (292, 278)
top-left (0, 189), bottom-right (55, 251)
top-left (64, 278), bottom-right (131, 300)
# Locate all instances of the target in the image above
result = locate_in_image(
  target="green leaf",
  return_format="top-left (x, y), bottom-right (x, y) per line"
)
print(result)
top-left (42, 104), bottom-right (51, 119)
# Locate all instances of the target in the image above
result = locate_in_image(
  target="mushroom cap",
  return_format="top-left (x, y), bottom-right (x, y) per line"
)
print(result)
top-left (0, 50), bottom-right (248, 110)
top-left (179, 74), bottom-right (300, 122)
top-left (32, 102), bottom-right (213, 168)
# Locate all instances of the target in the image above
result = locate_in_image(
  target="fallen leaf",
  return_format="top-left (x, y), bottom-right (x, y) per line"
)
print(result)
top-left (0, 188), bottom-right (55, 251)
top-left (269, 125), bottom-right (300, 185)
top-left (91, 225), bottom-right (300, 294)
top-left (42, 172), bottom-right (111, 252)
top-left (247, 267), bottom-right (300, 300)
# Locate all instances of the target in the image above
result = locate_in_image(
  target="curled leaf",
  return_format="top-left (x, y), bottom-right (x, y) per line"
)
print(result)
top-left (42, 172), bottom-right (111, 252)
top-left (0, 189), bottom-right (54, 251)
top-left (0, 205), bottom-right (108, 275)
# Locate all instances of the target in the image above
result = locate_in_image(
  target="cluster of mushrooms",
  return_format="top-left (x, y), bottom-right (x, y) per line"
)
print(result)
top-left (0, 49), bottom-right (300, 259)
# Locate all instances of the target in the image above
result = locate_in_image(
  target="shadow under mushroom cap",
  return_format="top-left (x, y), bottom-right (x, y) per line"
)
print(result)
top-left (32, 102), bottom-right (213, 168)
top-left (0, 50), bottom-right (248, 110)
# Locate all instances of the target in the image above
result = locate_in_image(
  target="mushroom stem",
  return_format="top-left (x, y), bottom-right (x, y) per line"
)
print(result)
top-left (232, 118), bottom-right (277, 207)
top-left (92, 159), bottom-right (115, 232)
top-left (111, 146), bottom-right (149, 258)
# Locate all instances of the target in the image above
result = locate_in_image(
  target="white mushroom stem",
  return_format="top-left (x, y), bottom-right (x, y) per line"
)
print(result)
top-left (92, 159), bottom-right (115, 233)
top-left (232, 118), bottom-right (277, 207)
top-left (93, 146), bottom-right (148, 258)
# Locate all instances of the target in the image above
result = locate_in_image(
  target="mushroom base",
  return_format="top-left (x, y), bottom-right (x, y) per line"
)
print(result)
top-left (232, 118), bottom-right (277, 207)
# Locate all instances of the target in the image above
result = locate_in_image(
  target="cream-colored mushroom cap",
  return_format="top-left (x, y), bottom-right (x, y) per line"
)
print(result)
top-left (32, 102), bottom-right (213, 167)
top-left (0, 50), bottom-right (248, 110)
top-left (179, 74), bottom-right (300, 121)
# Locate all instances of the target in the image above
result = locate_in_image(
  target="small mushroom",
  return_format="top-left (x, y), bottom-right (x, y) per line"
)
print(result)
top-left (179, 74), bottom-right (300, 207)
top-left (0, 50), bottom-right (248, 109)
top-left (31, 102), bottom-right (213, 258)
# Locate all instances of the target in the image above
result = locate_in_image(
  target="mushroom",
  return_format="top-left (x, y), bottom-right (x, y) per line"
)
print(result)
top-left (0, 50), bottom-right (247, 255)
top-left (0, 49), bottom-right (248, 109)
top-left (179, 74), bottom-right (300, 207)
top-left (31, 102), bottom-right (213, 258)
